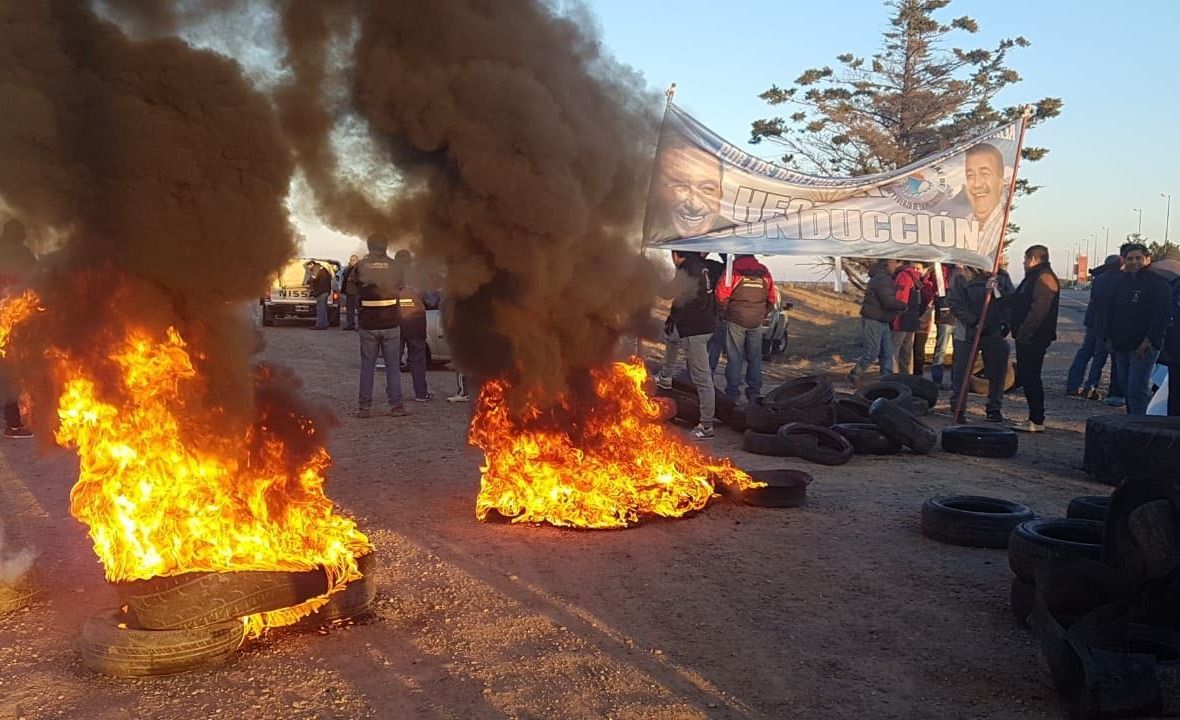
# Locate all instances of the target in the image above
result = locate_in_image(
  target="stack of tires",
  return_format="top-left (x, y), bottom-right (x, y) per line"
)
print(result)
top-left (651, 368), bottom-right (736, 427)
top-left (741, 376), bottom-right (854, 465)
top-left (830, 378), bottom-right (940, 457)
top-left (79, 553), bottom-right (376, 677)
top-left (1083, 415), bottom-right (1180, 486)
top-left (1007, 516), bottom-right (1105, 628)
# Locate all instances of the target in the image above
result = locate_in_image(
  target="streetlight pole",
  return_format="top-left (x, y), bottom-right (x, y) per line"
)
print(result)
top-left (1134, 208), bottom-right (1143, 237)
top-left (1102, 226), bottom-right (1110, 258)
top-left (1163, 193), bottom-right (1172, 246)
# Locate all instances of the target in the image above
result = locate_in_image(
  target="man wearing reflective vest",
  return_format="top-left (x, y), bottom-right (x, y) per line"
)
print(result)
top-left (346, 234), bottom-right (407, 418)
top-left (716, 254), bottom-right (779, 403)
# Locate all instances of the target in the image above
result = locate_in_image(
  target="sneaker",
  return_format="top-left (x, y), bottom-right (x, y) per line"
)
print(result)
top-left (655, 374), bottom-right (673, 391)
top-left (353, 409), bottom-right (371, 419)
top-left (3, 425), bottom-right (33, 439)
top-left (389, 406), bottom-right (409, 417)
top-left (986, 410), bottom-right (1004, 423)
top-left (691, 423), bottom-right (714, 440)
top-left (1104, 395), bottom-right (1125, 407)
top-left (413, 393), bottom-right (434, 403)
top-left (446, 393), bottom-right (470, 403)
top-left (1012, 420), bottom-right (1045, 433)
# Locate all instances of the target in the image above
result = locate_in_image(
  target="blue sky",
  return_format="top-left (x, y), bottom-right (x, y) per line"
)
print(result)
top-left (587, 0), bottom-right (1180, 280)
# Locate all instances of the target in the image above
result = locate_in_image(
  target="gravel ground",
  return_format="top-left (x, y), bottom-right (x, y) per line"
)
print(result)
top-left (0, 288), bottom-right (1122, 719)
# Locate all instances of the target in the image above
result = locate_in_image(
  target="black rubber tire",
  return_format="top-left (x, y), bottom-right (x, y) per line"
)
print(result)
top-left (740, 469), bottom-right (811, 508)
top-left (941, 425), bottom-right (1019, 459)
top-left (887, 375), bottom-right (940, 408)
top-left (834, 395), bottom-right (873, 424)
top-left (868, 397), bottom-right (937, 454)
top-left (1011, 576), bottom-right (1036, 628)
top-left (79, 608), bottom-right (246, 677)
top-left (764, 375), bottom-right (834, 408)
top-left (0, 570), bottom-right (39, 614)
top-left (832, 423), bottom-right (902, 455)
top-left (667, 369), bottom-right (734, 422)
top-left (906, 396), bottom-right (931, 417)
top-left (116, 568), bottom-right (330, 631)
top-left (745, 401), bottom-right (835, 433)
top-left (303, 554), bottom-right (376, 625)
top-left (776, 423), bottom-right (854, 466)
top-left (1007, 518), bottom-right (1105, 582)
top-left (920, 495), bottom-right (1035, 549)
top-left (1101, 477), bottom-right (1180, 585)
top-left (855, 381), bottom-right (914, 406)
top-left (741, 429), bottom-right (791, 457)
top-left (728, 405), bottom-right (749, 432)
top-left (1083, 415), bottom-right (1180, 486)
top-left (1066, 496), bottom-right (1111, 522)
top-left (968, 358), bottom-right (1017, 395)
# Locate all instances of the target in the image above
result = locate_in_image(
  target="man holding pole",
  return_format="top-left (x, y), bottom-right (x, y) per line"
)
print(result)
top-left (1009, 246), bottom-right (1060, 432)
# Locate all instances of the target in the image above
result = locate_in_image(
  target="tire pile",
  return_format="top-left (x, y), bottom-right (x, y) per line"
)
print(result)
top-left (79, 552), bottom-right (377, 677)
top-left (1084, 415), bottom-right (1180, 486)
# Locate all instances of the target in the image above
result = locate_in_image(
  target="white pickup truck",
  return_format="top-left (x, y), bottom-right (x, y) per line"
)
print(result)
top-left (260, 258), bottom-right (341, 326)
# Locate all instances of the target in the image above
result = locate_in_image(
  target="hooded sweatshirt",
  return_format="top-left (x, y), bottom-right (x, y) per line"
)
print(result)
top-left (716, 256), bottom-right (779, 329)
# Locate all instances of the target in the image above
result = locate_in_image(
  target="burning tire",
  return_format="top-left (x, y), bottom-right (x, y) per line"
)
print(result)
top-left (920, 495), bottom-right (1034, 549)
top-left (1066, 496), bottom-right (1111, 523)
top-left (117, 568), bottom-right (330, 631)
top-left (740, 469), bottom-right (811, 508)
top-left (832, 423), bottom-right (902, 455)
top-left (1007, 519), bottom-right (1105, 582)
top-left (79, 608), bottom-right (245, 677)
top-left (868, 397), bottom-right (937, 454)
top-left (0, 569), bottom-right (39, 614)
top-left (775, 423), bottom-right (854, 466)
top-left (741, 429), bottom-right (791, 457)
top-left (940, 425), bottom-right (1019, 459)
top-left (302, 553), bottom-right (377, 625)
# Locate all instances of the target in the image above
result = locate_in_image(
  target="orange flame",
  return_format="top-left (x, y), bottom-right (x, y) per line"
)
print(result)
top-left (0, 290), bottom-right (42, 357)
top-left (0, 292), bottom-right (370, 632)
top-left (471, 360), bottom-right (760, 528)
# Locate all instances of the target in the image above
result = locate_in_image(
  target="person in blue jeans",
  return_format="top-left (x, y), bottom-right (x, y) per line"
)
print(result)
top-left (1105, 243), bottom-right (1172, 415)
top-left (305, 260), bottom-right (334, 330)
top-left (340, 254), bottom-right (360, 330)
top-left (849, 259), bottom-right (905, 387)
top-left (715, 255), bottom-right (778, 403)
top-left (346, 235), bottom-right (408, 418)
top-left (1066, 254), bottom-right (1121, 399)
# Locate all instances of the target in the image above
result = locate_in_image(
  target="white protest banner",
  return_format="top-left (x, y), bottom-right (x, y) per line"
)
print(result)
top-left (642, 104), bottom-right (1021, 270)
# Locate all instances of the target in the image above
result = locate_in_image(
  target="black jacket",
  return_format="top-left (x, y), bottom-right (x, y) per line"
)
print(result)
top-left (346, 251), bottom-right (404, 330)
top-left (1106, 269), bottom-right (1173, 352)
top-left (948, 270), bottom-right (1014, 339)
top-left (1161, 277), bottom-right (1180, 366)
top-left (340, 264), bottom-right (358, 295)
top-left (1085, 263), bottom-right (1120, 334)
top-left (309, 265), bottom-right (333, 297)
top-left (1010, 263), bottom-right (1060, 347)
top-left (859, 263), bottom-right (906, 323)
top-left (670, 254), bottom-right (717, 337)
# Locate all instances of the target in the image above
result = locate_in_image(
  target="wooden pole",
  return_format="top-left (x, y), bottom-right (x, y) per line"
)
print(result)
top-left (951, 109), bottom-right (1034, 423)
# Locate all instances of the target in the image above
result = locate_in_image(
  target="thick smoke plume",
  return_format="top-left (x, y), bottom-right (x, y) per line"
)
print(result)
top-left (0, 1), bottom-right (298, 428)
top-left (277, 0), bottom-right (664, 400)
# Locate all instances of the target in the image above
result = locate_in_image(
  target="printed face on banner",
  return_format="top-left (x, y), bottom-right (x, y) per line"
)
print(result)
top-left (643, 105), bottom-right (1021, 271)
top-left (654, 142), bottom-right (725, 238)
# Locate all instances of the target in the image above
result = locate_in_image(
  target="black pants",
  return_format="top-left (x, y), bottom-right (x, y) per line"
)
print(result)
top-left (952, 335), bottom-right (1009, 415)
top-left (1169, 365), bottom-right (1180, 417)
top-left (913, 331), bottom-right (929, 376)
top-left (1016, 341), bottom-right (1049, 424)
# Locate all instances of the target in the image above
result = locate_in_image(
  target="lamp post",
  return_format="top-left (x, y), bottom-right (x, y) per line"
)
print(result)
top-left (1163, 193), bottom-right (1172, 246)
top-left (1134, 208), bottom-right (1143, 237)
top-left (1101, 226), bottom-right (1110, 258)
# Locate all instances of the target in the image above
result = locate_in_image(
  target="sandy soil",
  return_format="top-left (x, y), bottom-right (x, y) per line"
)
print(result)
top-left (0, 287), bottom-right (1122, 719)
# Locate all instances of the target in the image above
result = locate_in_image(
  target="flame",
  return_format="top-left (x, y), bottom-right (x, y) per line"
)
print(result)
top-left (0, 290), bottom-right (42, 357)
top-left (0, 292), bottom-right (370, 633)
top-left (472, 360), bottom-right (761, 529)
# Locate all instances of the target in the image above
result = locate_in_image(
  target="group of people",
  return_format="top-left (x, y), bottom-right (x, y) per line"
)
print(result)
top-left (1068, 242), bottom-right (1180, 417)
top-left (656, 250), bottom-right (778, 440)
top-left (853, 246), bottom-right (1061, 430)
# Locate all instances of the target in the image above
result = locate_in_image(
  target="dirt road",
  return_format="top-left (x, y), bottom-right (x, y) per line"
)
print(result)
top-left (0, 288), bottom-right (1119, 719)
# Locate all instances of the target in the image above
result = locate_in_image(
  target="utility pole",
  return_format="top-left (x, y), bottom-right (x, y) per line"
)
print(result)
top-left (1163, 193), bottom-right (1173, 246)
top-left (1101, 226), bottom-right (1110, 258)
top-left (1134, 208), bottom-right (1143, 237)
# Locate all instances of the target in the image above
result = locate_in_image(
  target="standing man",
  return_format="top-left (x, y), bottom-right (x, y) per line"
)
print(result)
top-left (948, 265), bottom-right (1014, 422)
top-left (656, 251), bottom-right (718, 440)
top-left (890, 261), bottom-right (925, 375)
top-left (393, 249), bottom-right (431, 402)
top-left (305, 260), bottom-right (334, 330)
top-left (347, 234), bottom-right (407, 418)
top-left (929, 263), bottom-right (956, 388)
top-left (848, 259), bottom-right (906, 388)
top-left (1009, 245), bottom-right (1060, 432)
top-left (1066, 254), bottom-right (1121, 399)
top-left (339, 254), bottom-right (360, 331)
top-left (1106, 242), bottom-right (1171, 415)
top-left (716, 254), bottom-right (778, 404)
top-left (702, 254), bottom-right (727, 375)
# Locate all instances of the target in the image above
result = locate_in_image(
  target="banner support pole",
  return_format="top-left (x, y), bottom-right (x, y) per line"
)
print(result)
top-left (834, 257), bottom-right (843, 292)
top-left (951, 107), bottom-right (1034, 423)
top-left (636, 83), bottom-right (678, 360)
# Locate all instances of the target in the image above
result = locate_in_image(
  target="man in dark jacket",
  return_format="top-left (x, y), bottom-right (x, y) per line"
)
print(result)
top-left (948, 266), bottom-right (1014, 422)
top-left (305, 260), bottom-right (334, 330)
top-left (657, 251), bottom-right (718, 440)
top-left (702, 254), bottom-right (728, 374)
top-left (339, 254), bottom-right (360, 331)
top-left (848, 259), bottom-right (905, 387)
top-left (1009, 245), bottom-right (1060, 432)
top-left (1106, 242), bottom-right (1172, 415)
top-left (394, 249), bottom-right (431, 402)
top-left (716, 254), bottom-right (778, 403)
top-left (346, 234), bottom-right (407, 418)
top-left (1066, 255), bottom-right (1121, 399)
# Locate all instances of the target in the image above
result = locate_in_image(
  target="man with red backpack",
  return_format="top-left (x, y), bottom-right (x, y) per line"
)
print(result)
top-left (716, 254), bottom-right (778, 404)
top-left (890, 261), bottom-right (931, 375)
